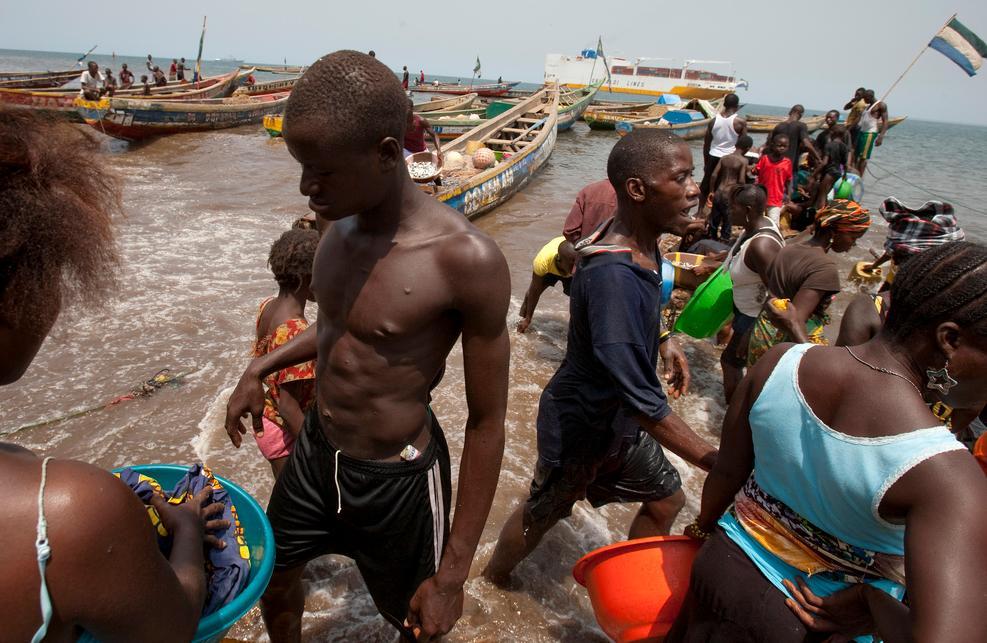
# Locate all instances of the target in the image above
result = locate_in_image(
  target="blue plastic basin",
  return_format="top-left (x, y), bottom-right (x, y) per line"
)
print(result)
top-left (112, 464), bottom-right (275, 643)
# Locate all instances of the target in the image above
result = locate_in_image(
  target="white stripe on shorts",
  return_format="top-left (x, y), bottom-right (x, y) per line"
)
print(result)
top-left (426, 461), bottom-right (445, 573)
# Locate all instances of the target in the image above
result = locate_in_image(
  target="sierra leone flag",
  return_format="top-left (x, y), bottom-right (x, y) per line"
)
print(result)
top-left (929, 17), bottom-right (987, 76)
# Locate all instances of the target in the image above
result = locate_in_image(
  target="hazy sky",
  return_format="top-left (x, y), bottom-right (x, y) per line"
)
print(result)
top-left (3, 0), bottom-right (986, 125)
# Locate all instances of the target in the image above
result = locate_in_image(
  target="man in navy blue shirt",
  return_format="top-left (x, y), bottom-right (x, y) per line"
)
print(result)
top-left (484, 129), bottom-right (718, 586)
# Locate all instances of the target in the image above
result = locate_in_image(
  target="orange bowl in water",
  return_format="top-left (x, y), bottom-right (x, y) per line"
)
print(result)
top-left (573, 536), bottom-right (701, 642)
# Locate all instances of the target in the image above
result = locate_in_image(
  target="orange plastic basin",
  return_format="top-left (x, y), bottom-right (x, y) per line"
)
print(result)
top-left (974, 432), bottom-right (987, 476)
top-left (573, 536), bottom-right (701, 642)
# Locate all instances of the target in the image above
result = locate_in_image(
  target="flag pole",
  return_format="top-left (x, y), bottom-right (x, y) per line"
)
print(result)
top-left (880, 12), bottom-right (956, 103)
top-left (193, 16), bottom-right (207, 85)
top-left (588, 37), bottom-right (599, 85)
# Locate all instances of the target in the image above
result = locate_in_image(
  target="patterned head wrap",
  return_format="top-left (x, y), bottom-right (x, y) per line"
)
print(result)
top-left (880, 197), bottom-right (964, 255)
top-left (815, 199), bottom-right (871, 234)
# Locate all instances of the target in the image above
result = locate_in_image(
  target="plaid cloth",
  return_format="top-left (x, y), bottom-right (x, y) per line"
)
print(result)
top-left (880, 197), bottom-right (965, 255)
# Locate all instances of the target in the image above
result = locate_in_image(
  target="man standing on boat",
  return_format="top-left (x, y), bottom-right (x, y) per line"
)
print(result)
top-left (484, 129), bottom-right (717, 587)
top-left (402, 65), bottom-right (409, 90)
top-left (699, 93), bottom-right (746, 217)
top-left (118, 63), bottom-right (134, 89)
top-left (177, 58), bottom-right (188, 82)
top-left (224, 50), bottom-right (510, 642)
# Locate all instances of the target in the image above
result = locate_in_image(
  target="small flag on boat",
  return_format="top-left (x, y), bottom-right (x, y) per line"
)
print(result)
top-left (474, 56), bottom-right (481, 75)
top-left (929, 17), bottom-right (987, 76)
top-left (596, 36), bottom-right (612, 88)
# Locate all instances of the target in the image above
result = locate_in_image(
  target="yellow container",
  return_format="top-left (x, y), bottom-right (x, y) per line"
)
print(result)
top-left (465, 140), bottom-right (484, 155)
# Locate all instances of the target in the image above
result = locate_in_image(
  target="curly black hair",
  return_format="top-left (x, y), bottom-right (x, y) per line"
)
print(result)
top-left (885, 241), bottom-right (987, 340)
top-left (0, 107), bottom-right (121, 331)
top-left (268, 228), bottom-right (319, 290)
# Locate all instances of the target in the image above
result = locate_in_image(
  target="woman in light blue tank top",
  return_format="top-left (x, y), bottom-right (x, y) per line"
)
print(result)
top-left (0, 110), bottom-right (222, 642)
top-left (669, 242), bottom-right (987, 643)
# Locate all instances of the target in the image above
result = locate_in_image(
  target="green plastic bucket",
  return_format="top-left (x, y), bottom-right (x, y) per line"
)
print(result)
top-left (110, 464), bottom-right (275, 643)
top-left (673, 265), bottom-right (734, 338)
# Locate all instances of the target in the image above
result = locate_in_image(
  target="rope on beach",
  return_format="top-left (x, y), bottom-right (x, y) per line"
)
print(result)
top-left (4, 367), bottom-right (200, 436)
top-left (866, 161), bottom-right (987, 216)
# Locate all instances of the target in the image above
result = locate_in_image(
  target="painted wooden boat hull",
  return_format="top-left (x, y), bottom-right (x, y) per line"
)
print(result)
top-left (433, 87), bottom-right (558, 219)
top-left (556, 81), bottom-right (602, 132)
top-left (264, 114), bottom-right (283, 137)
top-left (413, 93), bottom-right (477, 113)
top-left (0, 70), bottom-right (242, 121)
top-left (616, 117), bottom-right (713, 140)
top-left (745, 114), bottom-right (826, 133)
top-left (243, 77), bottom-right (298, 96)
top-left (0, 70), bottom-right (80, 89)
top-left (583, 104), bottom-right (673, 130)
top-left (410, 81), bottom-right (519, 97)
top-left (76, 92), bottom-right (290, 141)
top-left (246, 64), bottom-right (306, 74)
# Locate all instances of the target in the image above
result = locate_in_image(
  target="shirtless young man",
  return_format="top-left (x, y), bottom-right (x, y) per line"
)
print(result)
top-left (706, 134), bottom-right (753, 242)
top-left (224, 51), bottom-right (511, 641)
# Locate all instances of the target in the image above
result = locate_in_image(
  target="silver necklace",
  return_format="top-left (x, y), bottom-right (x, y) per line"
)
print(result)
top-left (844, 346), bottom-right (922, 396)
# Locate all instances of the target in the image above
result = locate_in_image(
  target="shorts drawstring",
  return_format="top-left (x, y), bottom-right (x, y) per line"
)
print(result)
top-left (334, 449), bottom-right (342, 514)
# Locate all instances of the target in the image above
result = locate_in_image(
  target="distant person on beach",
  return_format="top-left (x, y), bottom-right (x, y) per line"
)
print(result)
top-left (419, 69), bottom-right (425, 85)
top-left (140, 74), bottom-right (151, 95)
top-left (78, 61), bottom-right (105, 100)
top-left (754, 133), bottom-right (792, 224)
top-left (562, 179), bottom-right (616, 243)
top-left (177, 57), bottom-right (187, 82)
top-left (707, 134), bottom-right (753, 242)
top-left (699, 93), bottom-right (746, 217)
top-left (770, 105), bottom-right (820, 183)
top-left (103, 67), bottom-right (117, 96)
top-left (251, 229), bottom-right (319, 478)
top-left (368, 49), bottom-right (375, 57)
top-left (855, 89), bottom-right (888, 176)
top-left (119, 63), bottom-right (134, 89)
top-left (402, 65), bottom-right (409, 90)
top-left (669, 241), bottom-right (987, 643)
top-left (844, 86), bottom-right (867, 156)
top-left (0, 107), bottom-right (227, 643)
top-left (169, 59), bottom-right (178, 81)
top-left (151, 65), bottom-right (167, 87)
top-left (516, 236), bottom-right (577, 333)
top-left (145, 53), bottom-right (154, 72)
top-left (404, 99), bottom-right (443, 166)
top-left (747, 200), bottom-right (871, 366)
top-left (483, 129), bottom-right (717, 588)
top-left (224, 51), bottom-right (510, 641)
top-left (718, 184), bottom-right (784, 403)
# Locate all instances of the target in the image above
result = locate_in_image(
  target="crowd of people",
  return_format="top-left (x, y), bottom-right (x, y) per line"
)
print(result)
top-left (2, 49), bottom-right (986, 643)
top-left (77, 54), bottom-right (191, 100)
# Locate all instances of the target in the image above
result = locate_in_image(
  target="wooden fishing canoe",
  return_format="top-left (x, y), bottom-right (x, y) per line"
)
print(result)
top-left (744, 114), bottom-right (826, 133)
top-left (0, 69), bottom-right (242, 121)
top-left (242, 76), bottom-right (299, 96)
top-left (410, 81), bottom-right (519, 97)
top-left (886, 115), bottom-right (906, 129)
top-left (76, 91), bottom-right (290, 141)
top-left (427, 86), bottom-right (558, 219)
top-left (616, 111), bottom-right (713, 141)
top-left (263, 114), bottom-right (283, 137)
top-left (556, 80), bottom-right (603, 131)
top-left (413, 93), bottom-right (477, 113)
top-left (0, 69), bottom-right (80, 89)
top-left (247, 64), bottom-right (307, 75)
top-left (583, 103), bottom-right (673, 130)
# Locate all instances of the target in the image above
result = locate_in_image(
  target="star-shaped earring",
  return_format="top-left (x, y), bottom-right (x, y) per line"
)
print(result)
top-left (926, 361), bottom-right (958, 395)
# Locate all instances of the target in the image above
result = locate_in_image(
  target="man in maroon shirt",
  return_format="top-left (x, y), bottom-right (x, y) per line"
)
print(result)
top-left (403, 99), bottom-right (443, 158)
top-left (562, 179), bottom-right (617, 243)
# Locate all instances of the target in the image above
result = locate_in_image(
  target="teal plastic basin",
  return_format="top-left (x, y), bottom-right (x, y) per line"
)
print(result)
top-left (112, 464), bottom-right (275, 643)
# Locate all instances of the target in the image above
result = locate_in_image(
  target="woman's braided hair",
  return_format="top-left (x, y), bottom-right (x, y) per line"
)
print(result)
top-left (268, 228), bottom-right (318, 290)
top-left (885, 241), bottom-right (987, 340)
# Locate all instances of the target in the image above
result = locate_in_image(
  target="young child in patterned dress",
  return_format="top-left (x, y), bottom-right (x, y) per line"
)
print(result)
top-left (252, 228), bottom-right (319, 476)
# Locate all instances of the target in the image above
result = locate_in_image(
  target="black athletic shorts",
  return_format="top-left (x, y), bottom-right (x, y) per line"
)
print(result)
top-left (267, 407), bottom-right (452, 627)
top-left (523, 429), bottom-right (682, 536)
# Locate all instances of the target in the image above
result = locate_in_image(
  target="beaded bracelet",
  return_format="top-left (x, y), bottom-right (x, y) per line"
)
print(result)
top-left (684, 521), bottom-right (711, 541)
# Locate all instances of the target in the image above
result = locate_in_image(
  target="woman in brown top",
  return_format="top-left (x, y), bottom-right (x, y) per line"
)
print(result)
top-left (747, 200), bottom-right (871, 365)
